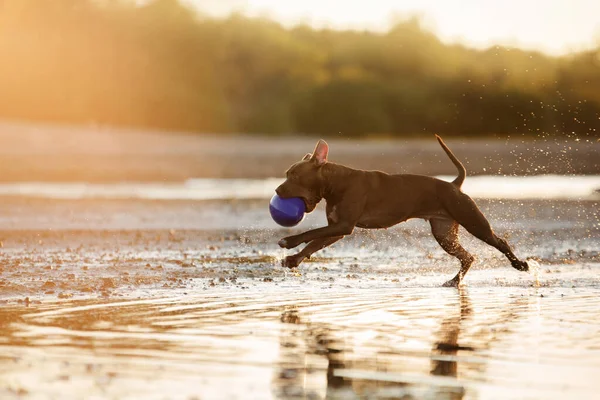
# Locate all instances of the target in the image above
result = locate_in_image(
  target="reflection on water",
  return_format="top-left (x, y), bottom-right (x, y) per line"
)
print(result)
top-left (2, 287), bottom-right (598, 399)
top-left (273, 289), bottom-right (532, 400)
top-left (429, 289), bottom-right (473, 399)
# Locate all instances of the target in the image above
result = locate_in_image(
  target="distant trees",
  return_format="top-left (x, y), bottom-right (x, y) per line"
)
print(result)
top-left (0, 0), bottom-right (598, 137)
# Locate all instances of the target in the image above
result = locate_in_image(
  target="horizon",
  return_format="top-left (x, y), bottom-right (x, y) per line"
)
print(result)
top-left (186, 0), bottom-right (600, 56)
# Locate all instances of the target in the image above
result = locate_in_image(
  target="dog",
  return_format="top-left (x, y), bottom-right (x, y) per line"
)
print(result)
top-left (275, 135), bottom-right (529, 287)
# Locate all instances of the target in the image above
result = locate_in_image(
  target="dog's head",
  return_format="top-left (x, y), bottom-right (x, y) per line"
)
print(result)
top-left (275, 140), bottom-right (329, 213)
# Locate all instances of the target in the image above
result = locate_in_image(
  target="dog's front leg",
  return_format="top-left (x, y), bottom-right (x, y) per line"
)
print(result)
top-left (282, 236), bottom-right (343, 268)
top-left (279, 193), bottom-right (366, 249)
top-left (278, 223), bottom-right (355, 249)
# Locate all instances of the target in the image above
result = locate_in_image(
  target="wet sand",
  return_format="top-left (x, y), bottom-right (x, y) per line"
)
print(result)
top-left (2, 287), bottom-right (600, 399)
top-left (0, 197), bottom-right (599, 399)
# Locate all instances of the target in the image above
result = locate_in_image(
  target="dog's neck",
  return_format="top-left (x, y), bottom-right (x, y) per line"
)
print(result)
top-left (319, 162), bottom-right (357, 203)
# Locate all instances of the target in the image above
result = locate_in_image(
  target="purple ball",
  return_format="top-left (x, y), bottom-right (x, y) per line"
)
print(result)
top-left (269, 194), bottom-right (306, 227)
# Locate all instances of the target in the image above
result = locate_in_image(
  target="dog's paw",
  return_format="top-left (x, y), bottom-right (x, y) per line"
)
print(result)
top-left (512, 260), bottom-right (529, 272)
top-left (442, 277), bottom-right (461, 288)
top-left (278, 236), bottom-right (299, 249)
top-left (282, 255), bottom-right (303, 269)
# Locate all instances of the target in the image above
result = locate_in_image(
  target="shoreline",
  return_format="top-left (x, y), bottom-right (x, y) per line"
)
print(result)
top-left (0, 197), bottom-right (597, 302)
top-left (0, 121), bottom-right (598, 182)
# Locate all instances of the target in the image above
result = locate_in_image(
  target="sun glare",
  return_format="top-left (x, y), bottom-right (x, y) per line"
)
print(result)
top-left (191, 0), bottom-right (600, 55)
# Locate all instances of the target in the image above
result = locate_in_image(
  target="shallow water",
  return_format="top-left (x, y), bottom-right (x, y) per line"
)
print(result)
top-left (1, 286), bottom-right (600, 399)
top-left (0, 175), bottom-right (598, 201)
top-left (0, 193), bottom-right (598, 398)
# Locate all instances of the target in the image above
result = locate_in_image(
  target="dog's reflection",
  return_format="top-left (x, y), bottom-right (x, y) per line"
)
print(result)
top-left (428, 288), bottom-right (473, 399)
top-left (274, 308), bottom-right (349, 399)
top-left (273, 290), bottom-right (525, 399)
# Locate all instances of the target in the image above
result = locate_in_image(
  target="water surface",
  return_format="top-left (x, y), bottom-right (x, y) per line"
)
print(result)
top-left (0, 181), bottom-right (598, 399)
top-left (0, 175), bottom-right (598, 201)
top-left (1, 287), bottom-right (599, 399)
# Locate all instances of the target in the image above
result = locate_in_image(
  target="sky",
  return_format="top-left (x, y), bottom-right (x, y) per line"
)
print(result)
top-left (186, 0), bottom-right (600, 55)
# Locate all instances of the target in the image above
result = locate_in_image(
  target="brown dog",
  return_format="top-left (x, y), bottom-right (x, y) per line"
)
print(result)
top-left (275, 135), bottom-right (529, 286)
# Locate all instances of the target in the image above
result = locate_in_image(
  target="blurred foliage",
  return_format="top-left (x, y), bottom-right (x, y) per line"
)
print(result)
top-left (0, 0), bottom-right (598, 137)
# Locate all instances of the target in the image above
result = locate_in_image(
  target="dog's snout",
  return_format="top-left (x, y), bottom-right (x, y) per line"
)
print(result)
top-left (276, 183), bottom-right (294, 198)
top-left (275, 185), bottom-right (284, 197)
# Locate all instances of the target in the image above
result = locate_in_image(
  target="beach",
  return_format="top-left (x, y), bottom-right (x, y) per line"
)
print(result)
top-left (0, 123), bottom-right (599, 399)
top-left (0, 194), bottom-right (598, 399)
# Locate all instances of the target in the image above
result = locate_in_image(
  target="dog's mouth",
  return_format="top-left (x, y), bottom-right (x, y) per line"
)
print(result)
top-left (301, 197), bottom-right (312, 212)
top-left (302, 197), bottom-right (318, 213)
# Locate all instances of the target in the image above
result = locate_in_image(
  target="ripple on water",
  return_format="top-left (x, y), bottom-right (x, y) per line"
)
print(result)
top-left (1, 287), bottom-right (600, 399)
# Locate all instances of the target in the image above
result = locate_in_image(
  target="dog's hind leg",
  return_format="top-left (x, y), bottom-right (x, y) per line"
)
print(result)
top-left (430, 218), bottom-right (475, 287)
top-left (445, 193), bottom-right (529, 272)
top-left (282, 236), bottom-right (343, 269)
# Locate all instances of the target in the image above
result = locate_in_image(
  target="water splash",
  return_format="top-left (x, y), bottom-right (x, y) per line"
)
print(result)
top-left (527, 259), bottom-right (541, 287)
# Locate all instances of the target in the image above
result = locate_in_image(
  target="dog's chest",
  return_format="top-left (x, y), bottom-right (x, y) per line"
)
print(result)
top-left (328, 204), bottom-right (405, 229)
top-left (356, 207), bottom-right (408, 229)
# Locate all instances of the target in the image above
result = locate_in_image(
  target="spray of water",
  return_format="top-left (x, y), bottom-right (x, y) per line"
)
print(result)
top-left (527, 259), bottom-right (541, 287)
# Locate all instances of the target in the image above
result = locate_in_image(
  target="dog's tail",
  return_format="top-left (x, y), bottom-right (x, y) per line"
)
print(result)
top-left (435, 134), bottom-right (466, 188)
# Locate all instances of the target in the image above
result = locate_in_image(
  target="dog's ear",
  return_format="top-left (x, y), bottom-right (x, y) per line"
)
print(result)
top-left (311, 140), bottom-right (329, 166)
top-left (302, 153), bottom-right (312, 161)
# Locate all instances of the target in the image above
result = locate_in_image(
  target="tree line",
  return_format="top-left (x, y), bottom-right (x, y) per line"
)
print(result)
top-left (0, 0), bottom-right (598, 137)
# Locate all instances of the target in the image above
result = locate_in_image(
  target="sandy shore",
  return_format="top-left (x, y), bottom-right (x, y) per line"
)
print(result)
top-left (0, 119), bottom-right (599, 399)
top-left (0, 197), bottom-right (597, 301)
top-left (0, 196), bottom-right (598, 399)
